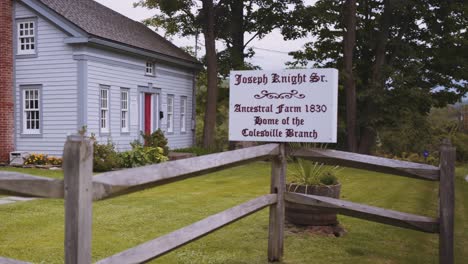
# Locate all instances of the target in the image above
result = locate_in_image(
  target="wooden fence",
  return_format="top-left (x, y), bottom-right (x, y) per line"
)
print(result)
top-left (0, 135), bottom-right (455, 264)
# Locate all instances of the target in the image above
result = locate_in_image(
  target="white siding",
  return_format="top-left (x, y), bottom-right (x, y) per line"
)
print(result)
top-left (13, 2), bottom-right (195, 156)
top-left (84, 47), bottom-right (195, 151)
top-left (14, 1), bottom-right (78, 156)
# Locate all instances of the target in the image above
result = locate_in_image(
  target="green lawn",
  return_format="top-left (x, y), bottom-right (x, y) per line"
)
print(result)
top-left (0, 163), bottom-right (467, 264)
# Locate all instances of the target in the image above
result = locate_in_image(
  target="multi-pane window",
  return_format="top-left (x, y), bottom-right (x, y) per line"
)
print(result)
top-left (23, 88), bottom-right (40, 134)
top-left (17, 20), bottom-right (36, 55)
top-left (146, 62), bottom-right (154, 76)
top-left (121, 90), bottom-right (129, 132)
top-left (100, 88), bottom-right (109, 133)
top-left (167, 95), bottom-right (174, 133)
top-left (180, 97), bottom-right (187, 132)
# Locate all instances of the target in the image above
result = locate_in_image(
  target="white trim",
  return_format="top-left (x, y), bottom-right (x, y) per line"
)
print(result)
top-left (100, 87), bottom-right (110, 133)
top-left (155, 93), bottom-right (160, 130)
top-left (145, 61), bottom-right (155, 76)
top-left (22, 88), bottom-right (41, 134)
top-left (180, 96), bottom-right (187, 133)
top-left (150, 94), bottom-right (154, 132)
top-left (120, 90), bottom-right (129, 133)
top-left (17, 20), bottom-right (36, 55)
top-left (167, 95), bottom-right (174, 133)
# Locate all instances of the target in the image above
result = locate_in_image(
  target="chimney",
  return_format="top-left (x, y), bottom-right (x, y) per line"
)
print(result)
top-left (0, 0), bottom-right (15, 163)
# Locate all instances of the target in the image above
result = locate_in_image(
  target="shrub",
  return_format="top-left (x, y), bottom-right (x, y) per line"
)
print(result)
top-left (47, 156), bottom-right (62, 166)
top-left (288, 158), bottom-right (341, 187)
top-left (23, 153), bottom-right (62, 166)
top-left (24, 153), bottom-right (48, 165)
top-left (141, 129), bottom-right (169, 156)
top-left (451, 133), bottom-right (468, 163)
top-left (119, 145), bottom-right (168, 168)
top-left (320, 171), bottom-right (339, 185)
top-left (93, 141), bottom-right (120, 172)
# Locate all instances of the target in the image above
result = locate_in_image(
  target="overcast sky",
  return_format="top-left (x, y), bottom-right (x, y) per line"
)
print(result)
top-left (94, 0), bottom-right (311, 70)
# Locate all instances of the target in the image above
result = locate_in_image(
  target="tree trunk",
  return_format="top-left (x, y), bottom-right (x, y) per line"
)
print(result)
top-left (357, 126), bottom-right (376, 154)
top-left (230, 0), bottom-right (244, 70)
top-left (202, 0), bottom-right (218, 149)
top-left (358, 0), bottom-right (393, 154)
top-left (343, 0), bottom-right (358, 153)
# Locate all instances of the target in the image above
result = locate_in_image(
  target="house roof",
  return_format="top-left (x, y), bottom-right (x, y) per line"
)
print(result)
top-left (38, 0), bottom-right (199, 65)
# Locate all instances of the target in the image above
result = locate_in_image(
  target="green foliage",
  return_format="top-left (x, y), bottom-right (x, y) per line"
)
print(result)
top-left (283, 0), bottom-right (468, 150)
top-left (137, 0), bottom-right (299, 71)
top-left (288, 158), bottom-right (341, 186)
top-left (320, 171), bottom-right (339, 186)
top-left (119, 145), bottom-right (168, 168)
top-left (452, 132), bottom-right (468, 163)
top-left (93, 141), bottom-right (121, 172)
top-left (287, 143), bottom-right (341, 186)
top-left (24, 153), bottom-right (50, 166)
top-left (172, 146), bottom-right (217, 156)
top-left (140, 129), bottom-right (169, 156)
top-left (376, 104), bottom-right (468, 164)
top-left (377, 111), bottom-right (433, 156)
top-left (23, 153), bottom-right (62, 166)
top-left (195, 71), bottom-right (230, 151)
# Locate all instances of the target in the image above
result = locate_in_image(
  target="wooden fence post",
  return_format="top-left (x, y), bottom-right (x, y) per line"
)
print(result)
top-left (439, 139), bottom-right (455, 264)
top-left (63, 135), bottom-right (94, 264)
top-left (268, 143), bottom-right (286, 262)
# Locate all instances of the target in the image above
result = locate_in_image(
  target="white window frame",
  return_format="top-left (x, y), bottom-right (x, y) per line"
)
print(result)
top-left (167, 95), bottom-right (174, 133)
top-left (180, 96), bottom-right (187, 133)
top-left (22, 87), bottom-right (41, 134)
top-left (17, 20), bottom-right (36, 55)
top-left (121, 89), bottom-right (130, 133)
top-left (145, 61), bottom-right (155, 76)
top-left (100, 87), bottom-right (110, 133)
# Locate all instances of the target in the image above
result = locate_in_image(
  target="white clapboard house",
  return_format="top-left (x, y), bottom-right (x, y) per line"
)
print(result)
top-left (0, 0), bottom-right (201, 160)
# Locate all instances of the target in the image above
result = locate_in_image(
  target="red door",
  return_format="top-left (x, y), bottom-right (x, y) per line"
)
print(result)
top-left (144, 94), bottom-right (152, 134)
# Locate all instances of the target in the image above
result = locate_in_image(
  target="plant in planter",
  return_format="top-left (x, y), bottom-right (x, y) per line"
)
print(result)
top-left (286, 157), bottom-right (342, 226)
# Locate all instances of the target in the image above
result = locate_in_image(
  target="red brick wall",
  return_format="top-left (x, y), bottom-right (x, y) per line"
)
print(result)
top-left (0, 0), bottom-right (15, 163)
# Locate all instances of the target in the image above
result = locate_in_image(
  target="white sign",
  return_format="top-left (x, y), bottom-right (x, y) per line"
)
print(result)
top-left (229, 69), bottom-right (338, 143)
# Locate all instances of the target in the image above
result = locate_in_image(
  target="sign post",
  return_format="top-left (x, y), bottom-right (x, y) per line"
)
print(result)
top-left (229, 69), bottom-right (338, 143)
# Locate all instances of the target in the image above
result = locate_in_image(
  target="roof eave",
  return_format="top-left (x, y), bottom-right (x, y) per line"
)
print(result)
top-left (65, 36), bottom-right (203, 71)
top-left (20, 0), bottom-right (88, 37)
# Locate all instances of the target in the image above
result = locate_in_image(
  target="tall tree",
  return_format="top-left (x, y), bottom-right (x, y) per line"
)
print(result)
top-left (283, 0), bottom-right (468, 153)
top-left (135, 0), bottom-right (220, 148)
top-left (201, 0), bottom-right (219, 148)
top-left (343, 0), bottom-right (357, 152)
top-left (215, 0), bottom-right (302, 74)
top-left (137, 0), bottom-right (301, 148)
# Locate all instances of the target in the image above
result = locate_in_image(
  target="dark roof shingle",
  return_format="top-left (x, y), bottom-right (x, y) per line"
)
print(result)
top-left (39, 0), bottom-right (198, 63)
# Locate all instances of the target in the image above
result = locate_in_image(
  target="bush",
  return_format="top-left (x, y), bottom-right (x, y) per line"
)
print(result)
top-left (24, 153), bottom-right (62, 166)
top-left (93, 141), bottom-right (120, 172)
top-left (141, 129), bottom-right (169, 156)
top-left (320, 171), bottom-right (339, 185)
top-left (376, 151), bottom-right (439, 166)
top-left (119, 145), bottom-right (168, 168)
top-left (47, 156), bottom-right (62, 166)
top-left (24, 153), bottom-right (48, 165)
top-left (451, 132), bottom-right (468, 163)
top-left (288, 158), bottom-right (341, 186)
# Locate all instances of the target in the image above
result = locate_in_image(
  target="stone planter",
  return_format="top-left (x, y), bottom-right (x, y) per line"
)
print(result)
top-left (285, 183), bottom-right (341, 226)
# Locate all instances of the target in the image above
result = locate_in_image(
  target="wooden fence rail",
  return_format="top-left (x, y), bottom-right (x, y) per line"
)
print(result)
top-left (0, 135), bottom-right (455, 264)
top-left (284, 192), bottom-right (439, 233)
top-left (96, 194), bottom-right (277, 264)
top-left (0, 172), bottom-right (63, 198)
top-left (291, 147), bottom-right (440, 181)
